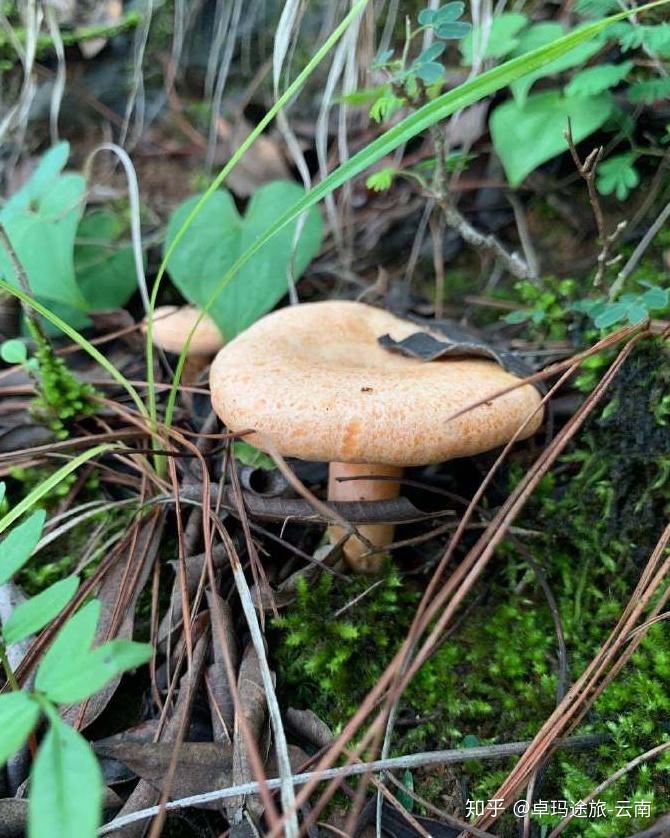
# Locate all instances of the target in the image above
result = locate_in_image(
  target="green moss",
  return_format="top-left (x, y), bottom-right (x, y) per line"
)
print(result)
top-left (271, 337), bottom-right (670, 835)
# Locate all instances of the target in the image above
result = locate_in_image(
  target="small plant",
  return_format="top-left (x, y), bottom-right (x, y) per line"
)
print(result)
top-left (0, 484), bottom-right (152, 837)
top-left (574, 282), bottom-right (669, 329)
top-left (1, 334), bottom-right (97, 438)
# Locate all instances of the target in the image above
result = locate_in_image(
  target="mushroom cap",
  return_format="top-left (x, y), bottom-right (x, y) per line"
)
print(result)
top-left (142, 305), bottom-right (224, 355)
top-left (210, 301), bottom-right (544, 467)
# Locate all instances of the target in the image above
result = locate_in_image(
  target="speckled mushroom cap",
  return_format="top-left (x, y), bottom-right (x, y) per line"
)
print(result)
top-left (210, 301), bottom-right (544, 467)
top-left (143, 305), bottom-right (224, 355)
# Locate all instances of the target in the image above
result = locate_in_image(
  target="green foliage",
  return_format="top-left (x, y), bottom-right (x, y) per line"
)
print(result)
top-left (0, 144), bottom-right (137, 331)
top-left (0, 338), bottom-right (28, 365)
top-left (233, 441), bottom-right (275, 470)
top-left (273, 568), bottom-right (409, 719)
top-left (29, 712), bottom-right (103, 838)
top-left (164, 182), bottom-right (323, 340)
top-left (460, 12), bottom-right (527, 62)
top-left (458, 7), bottom-right (670, 186)
top-left (0, 494), bottom-right (152, 838)
top-left (489, 91), bottom-right (613, 187)
top-left (574, 282), bottom-right (669, 328)
top-left (64, 210), bottom-right (139, 330)
top-left (596, 152), bottom-right (640, 200)
top-left (367, 4), bottom-right (471, 118)
top-left (30, 335), bottom-right (97, 437)
top-left (503, 278), bottom-right (578, 339)
top-left (366, 167), bottom-right (399, 191)
top-left (3, 576), bottom-right (79, 646)
top-left (0, 143), bottom-right (86, 311)
top-left (0, 510), bottom-right (45, 585)
top-left (565, 61), bottom-right (633, 97)
top-left (628, 76), bottom-right (670, 104)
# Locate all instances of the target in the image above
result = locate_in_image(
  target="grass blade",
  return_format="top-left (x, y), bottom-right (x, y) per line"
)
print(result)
top-left (0, 444), bottom-right (119, 535)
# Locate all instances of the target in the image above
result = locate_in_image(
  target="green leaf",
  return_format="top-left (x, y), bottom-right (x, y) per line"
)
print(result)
top-left (0, 338), bottom-right (28, 365)
top-left (371, 48), bottom-right (394, 68)
top-left (504, 309), bottom-right (532, 324)
top-left (576, 0), bottom-right (619, 17)
top-left (596, 153), bottom-right (640, 200)
top-left (417, 43), bottom-right (446, 64)
top-left (164, 182), bottom-right (323, 339)
top-left (628, 77), bottom-right (670, 105)
top-left (0, 483), bottom-right (5, 508)
top-left (0, 510), bottom-right (46, 586)
top-left (0, 444), bottom-right (121, 535)
top-left (397, 769), bottom-right (415, 812)
top-left (594, 302), bottom-right (629, 328)
top-left (370, 93), bottom-right (405, 122)
top-left (490, 91), bottom-right (614, 186)
top-left (35, 600), bottom-right (101, 697)
top-left (366, 167), bottom-right (398, 192)
top-left (625, 302), bottom-right (650, 325)
top-left (3, 575), bottom-right (79, 646)
top-left (0, 692), bottom-right (40, 766)
top-left (38, 638), bottom-right (152, 705)
top-left (510, 28), bottom-right (601, 105)
top-left (233, 441), bottom-right (276, 470)
top-left (29, 714), bottom-right (103, 838)
top-left (418, 8), bottom-right (436, 25)
top-left (565, 61), bottom-right (633, 97)
top-left (461, 13), bottom-right (528, 63)
top-left (74, 211), bottom-right (138, 311)
top-left (436, 21), bottom-right (471, 39)
top-left (435, 2), bottom-right (466, 24)
top-left (641, 286), bottom-right (669, 310)
top-left (0, 143), bottom-right (87, 311)
top-left (415, 61), bottom-right (445, 83)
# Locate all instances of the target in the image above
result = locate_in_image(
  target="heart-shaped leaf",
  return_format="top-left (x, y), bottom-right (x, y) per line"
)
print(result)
top-left (490, 91), bottom-right (614, 186)
top-left (164, 181), bottom-right (323, 339)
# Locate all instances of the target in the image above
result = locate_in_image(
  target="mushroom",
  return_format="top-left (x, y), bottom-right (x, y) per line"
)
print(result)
top-left (142, 305), bottom-right (224, 381)
top-left (209, 301), bottom-right (544, 573)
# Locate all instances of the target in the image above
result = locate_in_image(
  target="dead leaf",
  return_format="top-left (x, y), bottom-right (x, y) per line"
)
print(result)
top-left (216, 117), bottom-right (291, 197)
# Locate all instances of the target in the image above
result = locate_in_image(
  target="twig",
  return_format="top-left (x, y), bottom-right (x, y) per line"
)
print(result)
top-left (98, 734), bottom-right (607, 835)
top-left (609, 196), bottom-right (670, 301)
top-left (431, 126), bottom-right (535, 280)
top-left (564, 120), bottom-right (626, 289)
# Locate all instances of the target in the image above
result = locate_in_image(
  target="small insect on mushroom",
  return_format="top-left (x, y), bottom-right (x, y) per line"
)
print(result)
top-left (209, 301), bottom-right (544, 573)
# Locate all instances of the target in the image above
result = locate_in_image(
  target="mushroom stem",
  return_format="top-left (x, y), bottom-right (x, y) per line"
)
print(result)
top-left (327, 462), bottom-right (403, 574)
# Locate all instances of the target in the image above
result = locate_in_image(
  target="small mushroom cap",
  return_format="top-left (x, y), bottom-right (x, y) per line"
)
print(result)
top-left (142, 306), bottom-right (224, 355)
top-left (210, 301), bottom-right (544, 467)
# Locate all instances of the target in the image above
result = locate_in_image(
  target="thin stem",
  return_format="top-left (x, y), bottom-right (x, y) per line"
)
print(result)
top-left (0, 640), bottom-right (20, 692)
top-left (0, 223), bottom-right (49, 345)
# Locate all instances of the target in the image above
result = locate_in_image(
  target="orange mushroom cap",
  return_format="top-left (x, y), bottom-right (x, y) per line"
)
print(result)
top-left (210, 301), bottom-right (544, 467)
top-left (142, 305), bottom-right (224, 356)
